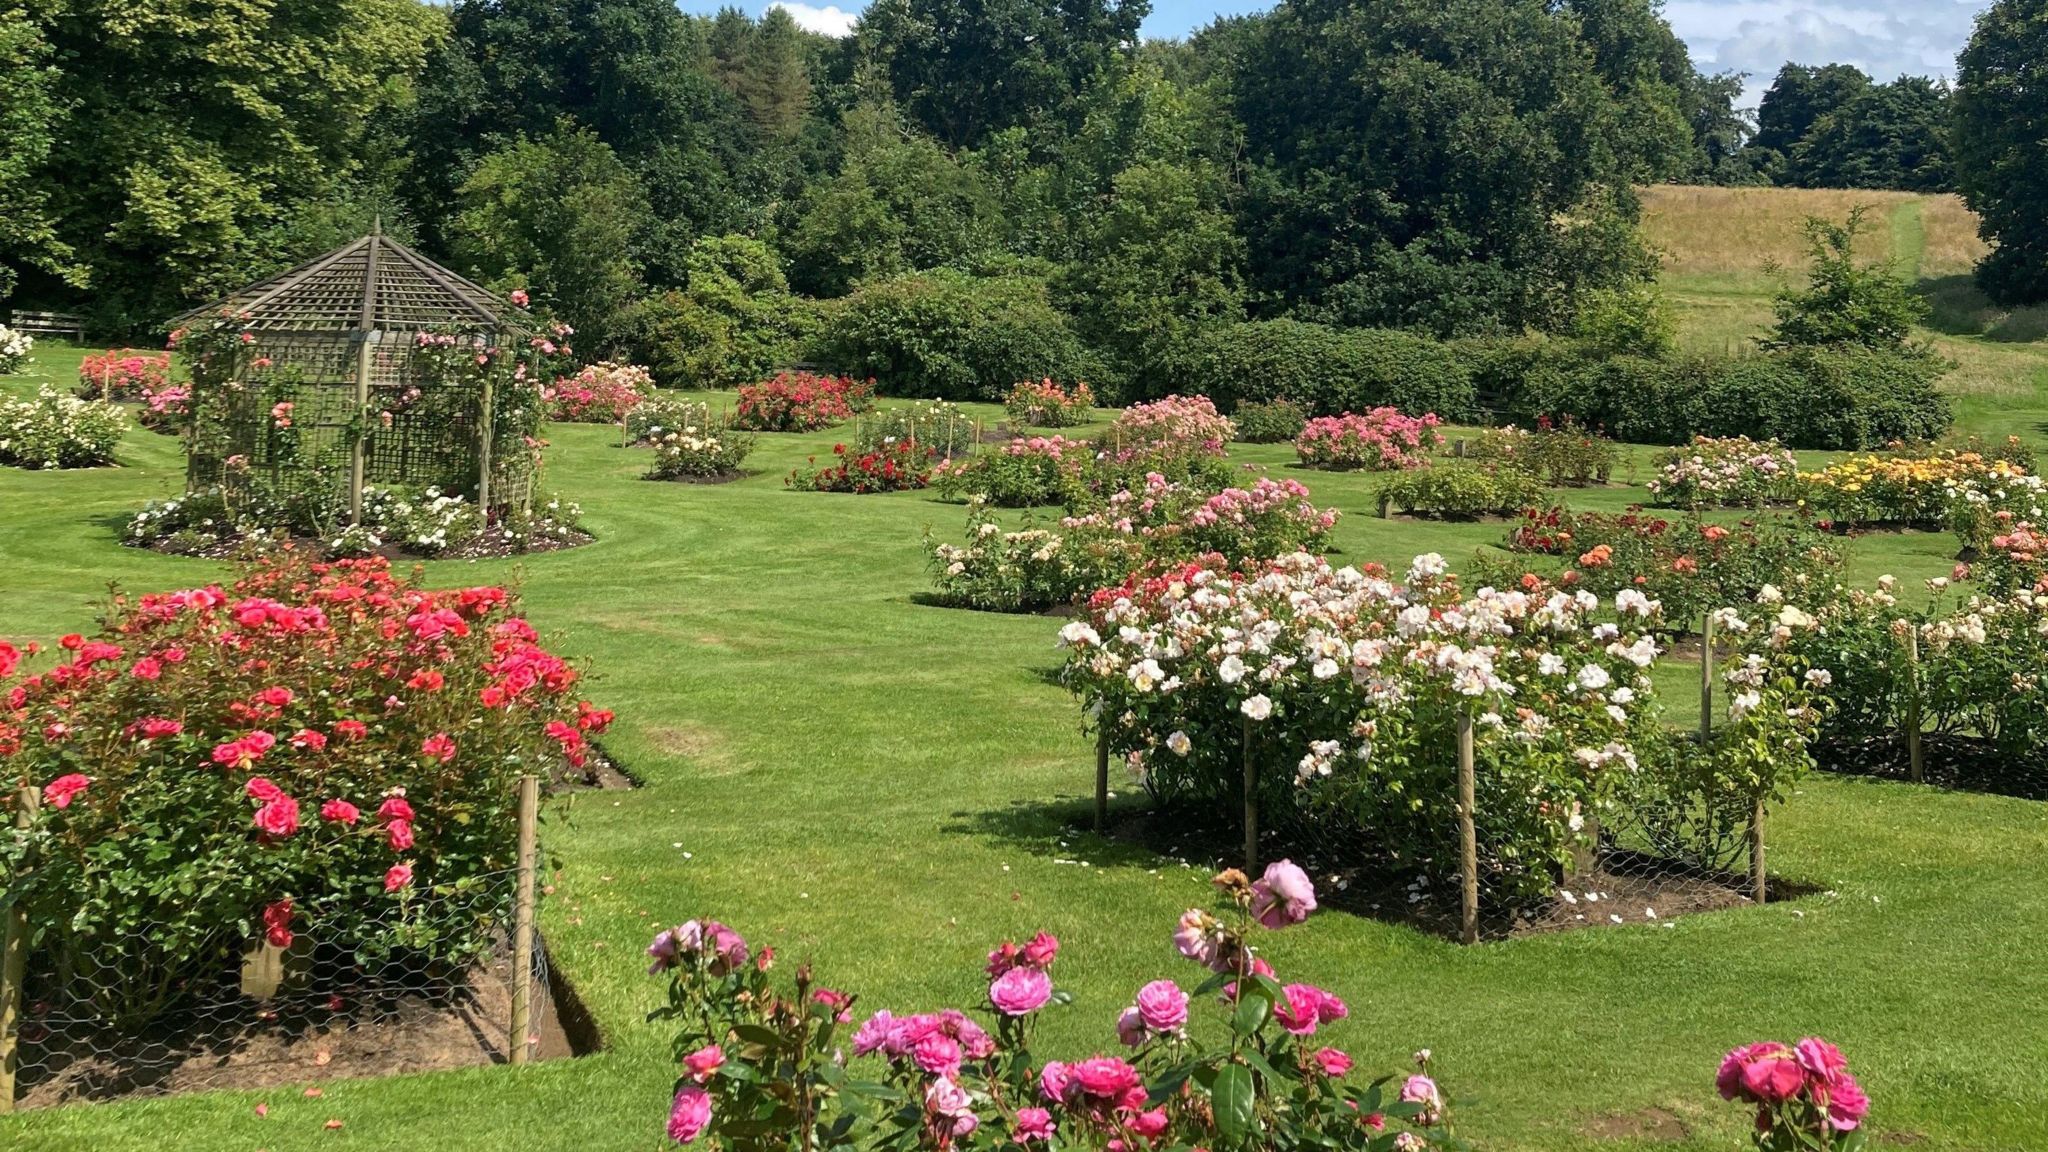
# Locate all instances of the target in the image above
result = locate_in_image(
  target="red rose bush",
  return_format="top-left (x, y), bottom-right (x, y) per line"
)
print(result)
top-left (650, 861), bottom-right (1459, 1150)
top-left (0, 552), bottom-right (609, 1028)
top-left (734, 372), bottom-right (876, 433)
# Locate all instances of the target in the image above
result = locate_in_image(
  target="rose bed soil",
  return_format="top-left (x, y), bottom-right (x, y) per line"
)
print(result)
top-left (14, 940), bottom-right (594, 1109)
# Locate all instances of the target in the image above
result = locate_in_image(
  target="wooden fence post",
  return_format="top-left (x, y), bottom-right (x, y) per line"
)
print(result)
top-left (1093, 730), bottom-right (1109, 832)
top-left (1457, 712), bottom-right (1479, 946)
top-left (510, 773), bottom-right (539, 1066)
top-left (1241, 715), bottom-right (1258, 874)
top-left (1700, 610), bottom-right (1717, 746)
top-left (1, 785), bottom-right (39, 1113)
top-left (1748, 799), bottom-right (1767, 905)
top-left (349, 336), bottom-right (372, 524)
top-left (1904, 626), bottom-right (1924, 784)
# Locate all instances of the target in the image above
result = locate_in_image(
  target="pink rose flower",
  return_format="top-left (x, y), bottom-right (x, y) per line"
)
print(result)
top-left (320, 799), bottom-right (361, 825)
top-left (1249, 859), bottom-right (1317, 929)
top-left (1274, 983), bottom-right (1326, 1035)
top-left (1399, 1074), bottom-right (1442, 1124)
top-left (1313, 1047), bottom-right (1353, 1077)
top-left (1135, 979), bottom-right (1188, 1032)
top-left (254, 795), bottom-right (300, 838)
top-left (1020, 930), bottom-right (1059, 968)
top-left (684, 1044), bottom-right (724, 1083)
top-left (1740, 1051), bottom-right (1806, 1105)
top-left (912, 1032), bottom-right (963, 1078)
top-left (1038, 1061), bottom-right (1073, 1104)
top-left (852, 1010), bottom-right (895, 1055)
top-left (246, 776), bottom-right (284, 803)
top-left (1116, 1006), bottom-right (1146, 1048)
top-left (667, 1085), bottom-right (711, 1144)
top-left (384, 863), bottom-right (413, 892)
top-left (43, 773), bottom-right (91, 810)
top-left (262, 898), bottom-right (293, 948)
top-left (1127, 1108), bottom-right (1169, 1138)
top-left (989, 966), bottom-right (1053, 1016)
top-left (1069, 1056), bottom-right (1142, 1101)
top-left (1014, 1106), bottom-right (1056, 1141)
top-left (1818, 1072), bottom-right (1870, 1131)
top-left (387, 819), bottom-right (415, 851)
top-left (1794, 1038), bottom-right (1848, 1080)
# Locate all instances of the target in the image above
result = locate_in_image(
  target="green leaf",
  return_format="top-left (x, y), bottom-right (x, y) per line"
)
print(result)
top-left (1212, 1063), bottom-right (1255, 1141)
top-left (1231, 993), bottom-right (1270, 1037)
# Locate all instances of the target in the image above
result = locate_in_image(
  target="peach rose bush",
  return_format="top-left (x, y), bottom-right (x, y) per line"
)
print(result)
top-left (0, 551), bottom-right (609, 1029)
top-left (649, 862), bottom-right (1462, 1151)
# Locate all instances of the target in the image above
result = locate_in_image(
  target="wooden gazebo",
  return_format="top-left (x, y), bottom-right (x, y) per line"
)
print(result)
top-left (172, 222), bottom-right (533, 522)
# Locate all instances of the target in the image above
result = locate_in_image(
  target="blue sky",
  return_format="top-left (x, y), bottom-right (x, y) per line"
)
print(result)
top-left (717, 0), bottom-right (1989, 105)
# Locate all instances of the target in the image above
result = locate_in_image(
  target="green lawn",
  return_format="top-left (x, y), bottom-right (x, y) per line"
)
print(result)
top-left (4, 303), bottom-right (2048, 1152)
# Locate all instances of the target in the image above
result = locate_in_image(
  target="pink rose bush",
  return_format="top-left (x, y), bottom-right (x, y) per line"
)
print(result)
top-left (77, 348), bottom-right (171, 401)
top-left (137, 382), bottom-right (192, 435)
top-left (1294, 409), bottom-right (1442, 471)
top-left (0, 552), bottom-right (608, 1028)
top-left (544, 361), bottom-right (654, 423)
top-left (1005, 379), bottom-right (1096, 429)
top-left (932, 436), bottom-right (1090, 508)
top-left (1717, 1038), bottom-right (1870, 1147)
top-left (650, 865), bottom-right (1458, 1150)
top-left (1101, 395), bottom-right (1234, 466)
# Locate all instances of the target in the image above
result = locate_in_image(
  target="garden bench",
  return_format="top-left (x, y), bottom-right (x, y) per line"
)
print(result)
top-left (7, 310), bottom-right (84, 339)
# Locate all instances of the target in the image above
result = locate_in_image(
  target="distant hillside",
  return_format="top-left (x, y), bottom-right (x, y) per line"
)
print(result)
top-left (1640, 185), bottom-right (1987, 288)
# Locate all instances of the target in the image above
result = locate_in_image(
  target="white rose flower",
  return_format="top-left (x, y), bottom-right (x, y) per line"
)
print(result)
top-left (1240, 694), bottom-right (1273, 721)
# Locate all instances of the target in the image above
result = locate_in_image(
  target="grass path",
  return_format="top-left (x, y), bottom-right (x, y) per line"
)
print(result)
top-left (4, 338), bottom-right (2048, 1149)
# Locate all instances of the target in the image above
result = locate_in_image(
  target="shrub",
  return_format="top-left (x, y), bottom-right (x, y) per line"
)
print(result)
top-left (647, 865), bottom-right (1459, 1151)
top-left (614, 235), bottom-right (814, 389)
top-left (1294, 408), bottom-right (1442, 471)
top-left (926, 501), bottom-right (1136, 612)
top-left (0, 385), bottom-right (126, 468)
top-left (1004, 378), bottom-right (1096, 428)
top-left (629, 395), bottom-right (716, 444)
top-left (1509, 346), bottom-right (1953, 450)
top-left (816, 269), bottom-right (1100, 401)
top-left (0, 553), bottom-right (608, 1030)
top-left (932, 436), bottom-right (1087, 507)
top-left (0, 324), bottom-right (33, 374)
top-left (1647, 436), bottom-right (1800, 509)
top-left (1063, 474), bottom-right (1337, 567)
top-left (1062, 554), bottom-right (1826, 909)
top-left (1231, 398), bottom-right (1308, 444)
top-left (124, 481), bottom-right (585, 559)
top-left (1501, 508), bottom-right (1842, 627)
top-left (137, 382), bottom-right (192, 435)
top-left (77, 348), bottom-right (171, 400)
top-left (1464, 416), bottom-right (1617, 487)
top-left (649, 427), bottom-right (755, 481)
top-left (1177, 319), bottom-right (1478, 419)
top-left (1101, 394), bottom-right (1234, 463)
top-left (733, 372), bottom-right (875, 432)
top-left (544, 361), bottom-right (653, 423)
top-left (787, 440), bottom-right (933, 493)
top-left (1801, 450), bottom-right (2030, 529)
top-left (1378, 462), bottom-right (1542, 519)
top-left (853, 400), bottom-right (978, 459)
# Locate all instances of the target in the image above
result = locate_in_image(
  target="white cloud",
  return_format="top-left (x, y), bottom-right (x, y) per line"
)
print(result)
top-left (768, 0), bottom-right (860, 37)
top-left (1664, 1), bottom-right (1986, 105)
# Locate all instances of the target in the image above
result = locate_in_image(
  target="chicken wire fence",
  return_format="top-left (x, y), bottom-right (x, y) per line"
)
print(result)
top-left (1089, 659), bottom-right (1772, 945)
top-left (1, 787), bottom-right (551, 1111)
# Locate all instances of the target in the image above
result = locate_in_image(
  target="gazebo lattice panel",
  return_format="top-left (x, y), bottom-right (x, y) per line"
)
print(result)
top-left (173, 225), bottom-right (533, 520)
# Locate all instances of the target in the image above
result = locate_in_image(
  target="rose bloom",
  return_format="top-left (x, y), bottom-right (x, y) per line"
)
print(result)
top-left (320, 799), bottom-right (361, 825)
top-left (1250, 859), bottom-right (1318, 929)
top-left (989, 966), bottom-right (1054, 1016)
top-left (1116, 1007), bottom-right (1146, 1048)
top-left (667, 1085), bottom-right (712, 1144)
top-left (387, 819), bottom-right (415, 851)
top-left (384, 863), bottom-right (413, 892)
top-left (1274, 983), bottom-right (1326, 1035)
top-left (1314, 1047), bottom-right (1353, 1077)
top-left (254, 795), bottom-right (300, 838)
top-left (43, 773), bottom-right (91, 809)
top-left (1014, 1107), bottom-right (1056, 1142)
top-left (1134, 979), bottom-right (1188, 1032)
top-left (684, 1044), bottom-right (724, 1083)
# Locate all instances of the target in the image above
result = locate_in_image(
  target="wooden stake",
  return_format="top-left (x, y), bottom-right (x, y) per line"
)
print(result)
top-left (478, 368), bottom-right (495, 517)
top-left (1241, 714), bottom-right (1258, 873)
top-left (510, 773), bottom-right (539, 1066)
top-left (1905, 626), bottom-right (1923, 784)
top-left (1458, 712), bottom-right (1478, 946)
top-left (1094, 730), bottom-right (1109, 832)
top-left (1, 785), bottom-right (39, 1113)
top-left (1700, 610), bottom-right (1717, 746)
top-left (1748, 799), bottom-right (1767, 905)
top-left (350, 337), bottom-right (371, 524)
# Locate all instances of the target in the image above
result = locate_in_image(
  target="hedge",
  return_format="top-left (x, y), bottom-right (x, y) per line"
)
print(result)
top-left (1168, 319), bottom-right (1478, 420)
top-left (813, 269), bottom-right (1102, 401)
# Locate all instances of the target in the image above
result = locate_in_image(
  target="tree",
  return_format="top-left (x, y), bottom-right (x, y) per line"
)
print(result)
top-left (857, 0), bottom-right (1150, 150)
top-left (0, 5), bottom-right (76, 302)
top-left (618, 235), bottom-right (813, 387)
top-left (1751, 63), bottom-right (1870, 176)
top-left (1229, 0), bottom-right (1664, 336)
top-left (450, 125), bottom-right (647, 345)
top-left (1055, 162), bottom-right (1244, 384)
top-left (1765, 209), bottom-right (1928, 351)
top-left (16, 0), bottom-right (440, 330)
top-left (1790, 77), bottom-right (1952, 192)
top-left (1953, 0), bottom-right (2048, 305)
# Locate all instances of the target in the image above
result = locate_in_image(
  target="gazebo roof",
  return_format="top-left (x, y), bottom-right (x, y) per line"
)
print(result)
top-left (175, 223), bottom-right (516, 334)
